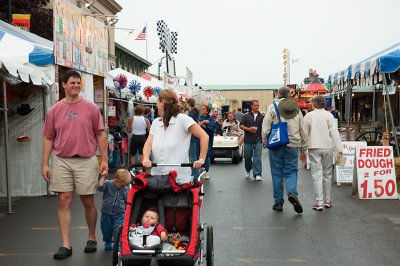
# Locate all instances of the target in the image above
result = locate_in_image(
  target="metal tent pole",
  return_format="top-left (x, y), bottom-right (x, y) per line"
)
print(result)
top-left (382, 74), bottom-right (400, 156)
top-left (2, 81), bottom-right (13, 213)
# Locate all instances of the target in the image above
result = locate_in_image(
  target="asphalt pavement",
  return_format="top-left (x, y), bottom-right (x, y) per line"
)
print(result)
top-left (1, 150), bottom-right (400, 266)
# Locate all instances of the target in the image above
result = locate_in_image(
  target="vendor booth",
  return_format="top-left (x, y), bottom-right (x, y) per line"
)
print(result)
top-left (328, 43), bottom-right (400, 156)
top-left (106, 68), bottom-right (162, 168)
top-left (0, 20), bottom-right (55, 210)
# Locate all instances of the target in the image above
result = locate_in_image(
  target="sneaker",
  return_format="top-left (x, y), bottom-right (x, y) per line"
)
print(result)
top-left (53, 247), bottom-right (72, 259)
top-left (104, 242), bottom-right (113, 250)
top-left (255, 175), bottom-right (262, 181)
top-left (324, 200), bottom-right (332, 208)
top-left (272, 203), bottom-right (283, 211)
top-left (312, 204), bottom-right (324, 211)
top-left (84, 240), bottom-right (97, 253)
top-left (245, 172), bottom-right (250, 178)
top-left (288, 194), bottom-right (303, 214)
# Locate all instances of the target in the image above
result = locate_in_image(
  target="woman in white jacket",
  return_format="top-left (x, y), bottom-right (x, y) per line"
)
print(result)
top-left (304, 95), bottom-right (343, 211)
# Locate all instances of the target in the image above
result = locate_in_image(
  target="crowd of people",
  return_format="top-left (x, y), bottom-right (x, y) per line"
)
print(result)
top-left (41, 71), bottom-right (342, 260)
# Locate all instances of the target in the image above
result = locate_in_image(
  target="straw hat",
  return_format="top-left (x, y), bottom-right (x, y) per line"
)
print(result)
top-left (278, 98), bottom-right (299, 119)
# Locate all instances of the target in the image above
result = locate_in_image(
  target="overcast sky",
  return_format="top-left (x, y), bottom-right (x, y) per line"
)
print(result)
top-left (114, 0), bottom-right (400, 86)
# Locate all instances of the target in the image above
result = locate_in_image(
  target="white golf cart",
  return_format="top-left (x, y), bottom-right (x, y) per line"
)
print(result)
top-left (212, 128), bottom-right (244, 164)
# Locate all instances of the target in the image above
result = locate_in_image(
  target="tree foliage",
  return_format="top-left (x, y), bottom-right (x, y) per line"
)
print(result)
top-left (0, 0), bottom-right (53, 41)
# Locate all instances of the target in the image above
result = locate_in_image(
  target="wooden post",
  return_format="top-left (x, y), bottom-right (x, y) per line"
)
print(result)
top-left (346, 128), bottom-right (350, 141)
top-left (353, 126), bottom-right (358, 141)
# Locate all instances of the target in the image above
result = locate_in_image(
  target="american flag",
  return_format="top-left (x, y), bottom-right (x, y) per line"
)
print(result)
top-left (135, 26), bottom-right (146, 40)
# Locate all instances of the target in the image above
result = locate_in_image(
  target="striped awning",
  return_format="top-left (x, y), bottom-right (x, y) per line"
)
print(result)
top-left (328, 43), bottom-right (400, 87)
top-left (0, 20), bottom-right (54, 85)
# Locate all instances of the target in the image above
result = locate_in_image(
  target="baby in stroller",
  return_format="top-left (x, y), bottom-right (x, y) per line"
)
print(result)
top-left (128, 208), bottom-right (167, 248)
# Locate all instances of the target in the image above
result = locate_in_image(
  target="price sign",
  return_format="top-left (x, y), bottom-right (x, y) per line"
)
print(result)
top-left (356, 146), bottom-right (398, 199)
top-left (335, 141), bottom-right (367, 183)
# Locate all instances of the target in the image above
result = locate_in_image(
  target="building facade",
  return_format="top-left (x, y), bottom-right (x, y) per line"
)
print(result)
top-left (204, 85), bottom-right (281, 113)
top-left (115, 42), bottom-right (151, 75)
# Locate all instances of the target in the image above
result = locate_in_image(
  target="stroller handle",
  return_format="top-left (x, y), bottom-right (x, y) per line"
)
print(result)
top-left (131, 163), bottom-right (194, 168)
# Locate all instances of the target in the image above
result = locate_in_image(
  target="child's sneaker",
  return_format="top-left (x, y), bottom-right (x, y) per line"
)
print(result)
top-left (312, 204), bottom-right (323, 211)
top-left (104, 242), bottom-right (113, 250)
top-left (324, 200), bottom-right (332, 208)
top-left (245, 172), bottom-right (250, 178)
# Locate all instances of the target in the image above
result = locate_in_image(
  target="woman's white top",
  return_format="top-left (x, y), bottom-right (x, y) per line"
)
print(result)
top-left (150, 113), bottom-right (196, 184)
top-left (303, 108), bottom-right (342, 151)
top-left (131, 116), bottom-right (147, 135)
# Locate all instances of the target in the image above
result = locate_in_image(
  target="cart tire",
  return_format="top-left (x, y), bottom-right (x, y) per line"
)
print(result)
top-left (211, 156), bottom-right (215, 164)
top-left (206, 226), bottom-right (214, 266)
top-left (112, 225), bottom-right (122, 266)
top-left (356, 131), bottom-right (383, 146)
top-left (232, 149), bottom-right (240, 164)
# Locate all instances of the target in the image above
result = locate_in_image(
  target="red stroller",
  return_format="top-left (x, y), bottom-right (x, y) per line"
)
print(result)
top-left (112, 163), bottom-right (214, 266)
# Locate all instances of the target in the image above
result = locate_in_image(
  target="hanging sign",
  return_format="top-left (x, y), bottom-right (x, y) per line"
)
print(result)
top-left (12, 14), bottom-right (31, 31)
top-left (355, 146), bottom-right (398, 199)
top-left (335, 141), bottom-right (367, 183)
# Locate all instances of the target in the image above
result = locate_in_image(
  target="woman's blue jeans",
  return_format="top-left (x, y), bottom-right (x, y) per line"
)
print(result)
top-left (268, 146), bottom-right (299, 204)
top-left (189, 140), bottom-right (199, 179)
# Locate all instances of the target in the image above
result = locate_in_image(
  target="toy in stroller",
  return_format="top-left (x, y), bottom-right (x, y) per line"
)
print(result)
top-left (112, 163), bottom-right (214, 266)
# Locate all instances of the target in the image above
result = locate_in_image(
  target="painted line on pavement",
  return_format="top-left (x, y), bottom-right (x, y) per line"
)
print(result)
top-left (31, 226), bottom-right (87, 230)
top-left (388, 217), bottom-right (400, 224)
top-left (233, 226), bottom-right (287, 230)
top-left (237, 258), bottom-right (306, 263)
top-left (0, 253), bottom-right (52, 257)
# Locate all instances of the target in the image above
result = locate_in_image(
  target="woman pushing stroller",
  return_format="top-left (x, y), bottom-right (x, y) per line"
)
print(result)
top-left (142, 89), bottom-right (209, 182)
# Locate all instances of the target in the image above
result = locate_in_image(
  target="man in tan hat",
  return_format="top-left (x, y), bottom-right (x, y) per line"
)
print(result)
top-left (262, 86), bottom-right (308, 213)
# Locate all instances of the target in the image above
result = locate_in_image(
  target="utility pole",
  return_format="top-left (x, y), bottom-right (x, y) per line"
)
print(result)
top-left (8, 0), bottom-right (12, 23)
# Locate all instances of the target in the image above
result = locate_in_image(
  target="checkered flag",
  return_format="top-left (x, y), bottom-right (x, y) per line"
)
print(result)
top-left (171, 32), bottom-right (178, 54)
top-left (157, 20), bottom-right (171, 53)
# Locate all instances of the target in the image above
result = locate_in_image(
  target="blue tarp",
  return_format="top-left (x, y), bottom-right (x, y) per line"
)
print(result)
top-left (378, 50), bottom-right (400, 73)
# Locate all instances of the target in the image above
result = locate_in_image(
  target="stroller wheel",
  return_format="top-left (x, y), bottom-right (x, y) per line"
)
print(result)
top-left (112, 225), bottom-right (123, 266)
top-left (206, 225), bottom-right (214, 266)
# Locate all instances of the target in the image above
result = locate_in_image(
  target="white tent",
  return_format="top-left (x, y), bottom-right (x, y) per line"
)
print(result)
top-left (0, 20), bottom-right (55, 209)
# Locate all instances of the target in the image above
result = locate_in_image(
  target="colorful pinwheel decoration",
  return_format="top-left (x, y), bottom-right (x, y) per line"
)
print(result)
top-left (153, 86), bottom-right (162, 97)
top-left (143, 86), bottom-right (154, 100)
top-left (128, 80), bottom-right (141, 95)
top-left (113, 74), bottom-right (128, 91)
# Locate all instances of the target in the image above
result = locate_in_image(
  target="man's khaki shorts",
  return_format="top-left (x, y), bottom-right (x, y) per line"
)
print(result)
top-left (50, 155), bottom-right (99, 195)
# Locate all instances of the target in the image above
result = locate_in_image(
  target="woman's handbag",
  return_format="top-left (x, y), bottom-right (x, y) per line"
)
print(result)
top-left (267, 102), bottom-right (290, 149)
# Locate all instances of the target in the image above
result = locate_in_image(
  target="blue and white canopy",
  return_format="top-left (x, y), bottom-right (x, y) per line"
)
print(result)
top-left (0, 20), bottom-right (54, 85)
top-left (328, 43), bottom-right (400, 87)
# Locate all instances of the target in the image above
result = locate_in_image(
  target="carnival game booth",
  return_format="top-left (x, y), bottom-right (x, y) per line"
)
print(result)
top-left (106, 68), bottom-right (162, 168)
top-left (301, 77), bottom-right (328, 98)
top-left (328, 43), bottom-right (400, 156)
top-left (0, 20), bottom-right (55, 209)
top-left (297, 78), bottom-right (328, 112)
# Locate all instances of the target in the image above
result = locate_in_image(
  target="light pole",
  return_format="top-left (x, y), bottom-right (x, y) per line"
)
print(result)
top-left (289, 58), bottom-right (299, 85)
top-left (158, 56), bottom-right (166, 80)
top-left (178, 76), bottom-right (188, 97)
